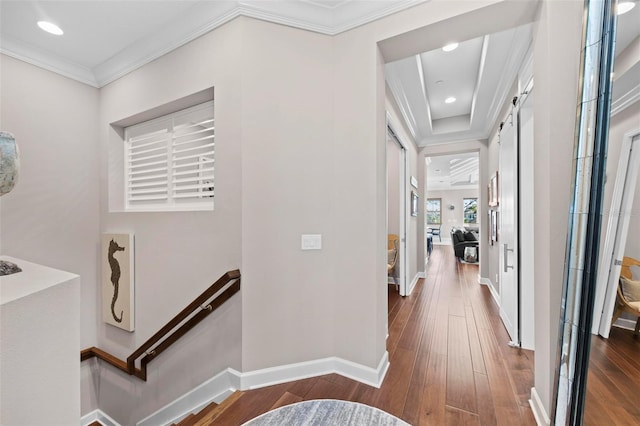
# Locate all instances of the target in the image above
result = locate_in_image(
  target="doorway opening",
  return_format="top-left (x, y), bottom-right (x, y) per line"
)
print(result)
top-left (594, 130), bottom-right (640, 337)
top-left (387, 123), bottom-right (408, 296)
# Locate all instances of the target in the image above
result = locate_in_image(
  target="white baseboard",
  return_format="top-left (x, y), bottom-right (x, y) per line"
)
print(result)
top-left (236, 351), bottom-right (389, 390)
top-left (613, 318), bottom-right (638, 331)
top-left (406, 273), bottom-right (420, 295)
top-left (478, 276), bottom-right (500, 305)
top-left (81, 409), bottom-right (122, 426)
top-left (137, 368), bottom-right (237, 426)
top-left (418, 271), bottom-right (426, 279)
top-left (136, 352), bottom-right (389, 426)
top-left (529, 387), bottom-right (550, 425)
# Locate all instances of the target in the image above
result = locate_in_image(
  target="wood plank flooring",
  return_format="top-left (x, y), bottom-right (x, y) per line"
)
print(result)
top-left (191, 245), bottom-right (640, 425)
top-left (212, 246), bottom-right (536, 425)
top-left (585, 326), bottom-right (640, 425)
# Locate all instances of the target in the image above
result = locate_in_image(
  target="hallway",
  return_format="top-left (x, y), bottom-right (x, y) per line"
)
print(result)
top-left (212, 246), bottom-right (536, 425)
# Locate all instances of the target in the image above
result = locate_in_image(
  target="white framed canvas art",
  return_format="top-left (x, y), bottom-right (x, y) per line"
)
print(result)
top-left (102, 233), bottom-right (135, 331)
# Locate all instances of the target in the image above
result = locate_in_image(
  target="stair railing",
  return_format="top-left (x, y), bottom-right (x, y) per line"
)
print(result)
top-left (81, 269), bottom-right (240, 381)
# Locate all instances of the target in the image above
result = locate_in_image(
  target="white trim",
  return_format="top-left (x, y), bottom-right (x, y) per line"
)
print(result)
top-left (478, 276), bottom-right (500, 306)
top-left (81, 409), bottom-right (122, 426)
top-left (611, 83), bottom-right (640, 116)
top-left (0, 37), bottom-right (98, 87)
top-left (386, 117), bottom-right (409, 297)
top-left (237, 352), bottom-right (389, 391)
top-left (595, 130), bottom-right (640, 337)
top-left (529, 388), bottom-right (551, 425)
top-left (418, 271), bottom-right (426, 279)
top-left (613, 318), bottom-right (639, 331)
top-left (137, 368), bottom-right (238, 426)
top-left (406, 272), bottom-right (421, 296)
top-left (135, 352), bottom-right (389, 426)
top-left (1, 1), bottom-right (425, 88)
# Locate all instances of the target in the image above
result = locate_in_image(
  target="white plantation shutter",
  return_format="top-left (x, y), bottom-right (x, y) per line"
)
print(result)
top-left (124, 101), bottom-right (214, 211)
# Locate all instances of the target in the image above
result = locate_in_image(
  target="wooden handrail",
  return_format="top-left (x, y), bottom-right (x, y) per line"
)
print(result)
top-left (81, 269), bottom-right (240, 381)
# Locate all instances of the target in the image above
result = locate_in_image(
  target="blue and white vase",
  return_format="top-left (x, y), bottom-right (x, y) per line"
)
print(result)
top-left (0, 131), bottom-right (20, 196)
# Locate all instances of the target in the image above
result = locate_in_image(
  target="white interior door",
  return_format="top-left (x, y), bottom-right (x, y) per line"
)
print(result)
top-left (499, 112), bottom-right (520, 346)
top-left (595, 131), bottom-right (640, 337)
top-left (518, 87), bottom-right (535, 350)
top-left (387, 125), bottom-right (407, 295)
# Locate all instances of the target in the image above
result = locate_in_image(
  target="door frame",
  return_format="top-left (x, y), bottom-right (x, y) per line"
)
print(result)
top-left (498, 107), bottom-right (520, 347)
top-left (516, 77), bottom-right (535, 349)
top-left (593, 129), bottom-right (640, 337)
top-left (386, 116), bottom-right (409, 296)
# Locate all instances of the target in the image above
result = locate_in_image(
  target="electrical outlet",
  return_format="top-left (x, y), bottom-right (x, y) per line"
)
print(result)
top-left (301, 234), bottom-right (322, 250)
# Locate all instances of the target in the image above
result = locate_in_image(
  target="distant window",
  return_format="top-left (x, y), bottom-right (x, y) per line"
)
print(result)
top-left (426, 198), bottom-right (441, 224)
top-left (124, 101), bottom-right (214, 211)
top-left (463, 198), bottom-right (478, 223)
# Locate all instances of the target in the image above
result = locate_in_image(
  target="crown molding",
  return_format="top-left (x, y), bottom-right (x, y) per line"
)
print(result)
top-left (611, 82), bottom-right (640, 116)
top-left (1, 0), bottom-right (425, 88)
top-left (0, 35), bottom-right (98, 87)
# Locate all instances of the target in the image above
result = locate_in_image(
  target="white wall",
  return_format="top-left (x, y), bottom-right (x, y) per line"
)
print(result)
top-left (532, 0), bottom-right (583, 415)
top-left (97, 20), bottom-right (244, 425)
top-left (0, 54), bottom-right (100, 415)
top-left (1, 0), bottom-right (591, 422)
top-left (240, 18), bottom-right (336, 369)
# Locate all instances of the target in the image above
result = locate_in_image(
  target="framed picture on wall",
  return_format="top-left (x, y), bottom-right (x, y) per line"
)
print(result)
top-left (411, 191), bottom-right (419, 217)
top-left (102, 233), bottom-right (135, 332)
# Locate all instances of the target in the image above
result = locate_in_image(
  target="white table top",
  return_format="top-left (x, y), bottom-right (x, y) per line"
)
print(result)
top-left (0, 256), bottom-right (78, 305)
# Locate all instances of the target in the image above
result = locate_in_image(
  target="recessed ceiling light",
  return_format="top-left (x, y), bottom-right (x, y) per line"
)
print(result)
top-left (617, 1), bottom-right (636, 14)
top-left (435, 80), bottom-right (444, 85)
top-left (442, 42), bottom-right (459, 52)
top-left (37, 21), bottom-right (63, 35)
top-left (445, 97), bottom-right (456, 104)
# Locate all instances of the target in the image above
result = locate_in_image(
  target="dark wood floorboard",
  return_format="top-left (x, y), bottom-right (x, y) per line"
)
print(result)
top-left (195, 245), bottom-right (639, 425)
top-left (212, 246), bottom-right (541, 424)
top-left (584, 327), bottom-right (640, 425)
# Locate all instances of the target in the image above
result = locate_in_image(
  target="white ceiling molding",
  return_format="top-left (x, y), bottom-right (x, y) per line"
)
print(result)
top-left (0, 0), bottom-right (426, 88)
top-left (0, 35), bottom-right (97, 87)
top-left (469, 36), bottom-right (490, 126)
top-left (479, 25), bottom-right (533, 139)
top-left (611, 83), bottom-right (640, 116)
top-left (385, 24), bottom-right (533, 147)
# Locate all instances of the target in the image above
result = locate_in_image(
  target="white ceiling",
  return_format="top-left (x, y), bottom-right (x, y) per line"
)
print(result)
top-left (418, 3), bottom-right (638, 188)
top-left (426, 152), bottom-right (479, 191)
top-left (385, 3), bottom-right (640, 147)
top-left (0, 0), bottom-right (426, 87)
top-left (1, 0), bottom-right (638, 151)
top-left (386, 24), bottom-right (533, 146)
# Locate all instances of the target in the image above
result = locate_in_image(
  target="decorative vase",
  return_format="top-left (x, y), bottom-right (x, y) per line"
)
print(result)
top-left (464, 246), bottom-right (478, 263)
top-left (0, 131), bottom-right (22, 275)
top-left (0, 131), bottom-right (20, 196)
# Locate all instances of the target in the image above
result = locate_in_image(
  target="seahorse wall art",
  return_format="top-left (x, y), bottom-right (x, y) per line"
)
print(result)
top-left (102, 233), bottom-right (135, 331)
top-left (108, 239), bottom-right (125, 323)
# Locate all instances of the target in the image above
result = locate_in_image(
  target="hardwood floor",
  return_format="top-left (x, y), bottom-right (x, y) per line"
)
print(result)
top-left (211, 246), bottom-right (536, 425)
top-left (585, 326), bottom-right (640, 425)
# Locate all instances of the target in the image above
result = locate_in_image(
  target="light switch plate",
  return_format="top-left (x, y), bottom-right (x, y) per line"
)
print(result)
top-left (301, 234), bottom-right (322, 250)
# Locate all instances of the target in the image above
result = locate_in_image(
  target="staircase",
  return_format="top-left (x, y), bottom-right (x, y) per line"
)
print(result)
top-left (173, 391), bottom-right (244, 426)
